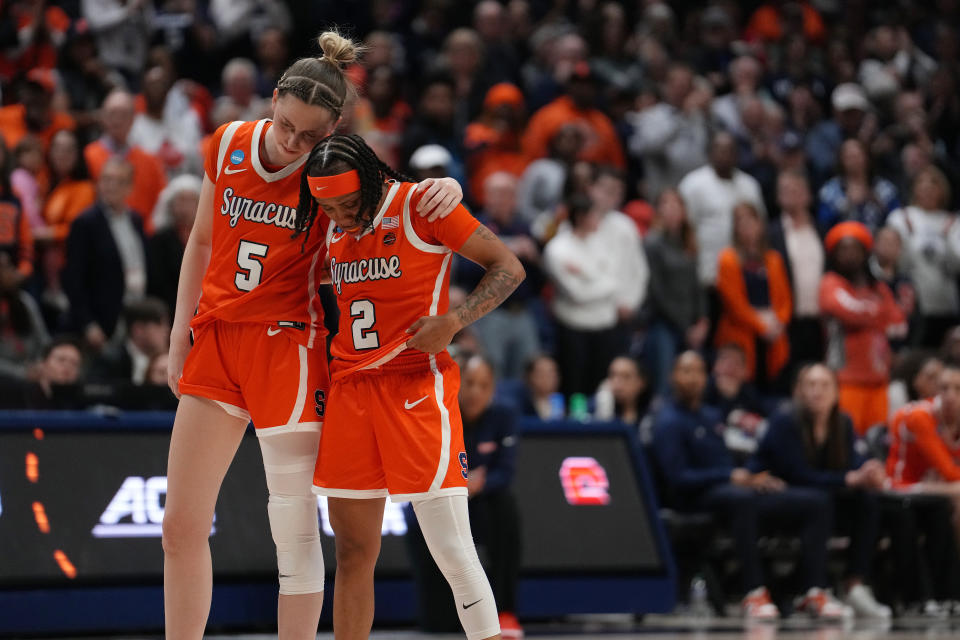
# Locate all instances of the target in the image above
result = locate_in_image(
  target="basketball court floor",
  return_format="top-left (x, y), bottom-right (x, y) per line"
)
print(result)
top-left (49, 615), bottom-right (960, 640)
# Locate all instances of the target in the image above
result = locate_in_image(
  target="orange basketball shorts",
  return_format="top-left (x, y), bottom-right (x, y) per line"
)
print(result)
top-left (839, 381), bottom-right (889, 436)
top-left (312, 358), bottom-right (468, 502)
top-left (179, 320), bottom-right (330, 435)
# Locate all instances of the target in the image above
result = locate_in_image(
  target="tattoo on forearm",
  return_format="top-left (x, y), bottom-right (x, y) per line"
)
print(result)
top-left (455, 265), bottom-right (522, 327)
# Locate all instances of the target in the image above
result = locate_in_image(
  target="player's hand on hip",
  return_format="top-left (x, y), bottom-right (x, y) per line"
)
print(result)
top-left (406, 313), bottom-right (463, 354)
top-left (416, 177), bottom-right (462, 222)
top-left (167, 326), bottom-right (191, 398)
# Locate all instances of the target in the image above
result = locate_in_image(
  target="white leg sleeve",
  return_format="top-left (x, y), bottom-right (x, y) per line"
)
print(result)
top-left (413, 494), bottom-right (500, 640)
top-left (258, 430), bottom-right (325, 595)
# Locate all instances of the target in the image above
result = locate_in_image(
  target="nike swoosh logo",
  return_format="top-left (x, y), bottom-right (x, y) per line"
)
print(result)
top-left (267, 327), bottom-right (281, 336)
top-left (223, 166), bottom-right (246, 174)
top-left (462, 599), bottom-right (482, 610)
top-left (404, 396), bottom-right (429, 410)
top-left (314, 185), bottom-right (327, 191)
top-left (330, 233), bottom-right (346, 244)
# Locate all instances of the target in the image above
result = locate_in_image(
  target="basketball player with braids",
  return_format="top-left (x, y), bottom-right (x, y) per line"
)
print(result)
top-left (299, 134), bottom-right (524, 640)
top-left (162, 34), bottom-right (464, 639)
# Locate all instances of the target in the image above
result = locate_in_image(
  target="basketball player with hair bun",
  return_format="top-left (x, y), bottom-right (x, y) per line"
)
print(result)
top-left (299, 133), bottom-right (525, 640)
top-left (162, 32), bottom-right (464, 639)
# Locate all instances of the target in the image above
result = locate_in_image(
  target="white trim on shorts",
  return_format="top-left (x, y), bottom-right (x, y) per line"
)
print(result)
top-left (213, 400), bottom-right (251, 422)
top-left (256, 421), bottom-right (323, 438)
top-left (284, 344), bottom-right (311, 427)
top-left (389, 486), bottom-right (467, 503)
top-left (427, 353), bottom-right (453, 493)
top-left (312, 486), bottom-right (390, 499)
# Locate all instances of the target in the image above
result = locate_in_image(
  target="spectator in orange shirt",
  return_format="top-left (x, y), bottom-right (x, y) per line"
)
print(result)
top-left (0, 1), bottom-right (70, 82)
top-left (714, 202), bottom-right (792, 390)
top-left (0, 70), bottom-right (75, 150)
top-left (522, 62), bottom-right (626, 170)
top-left (819, 222), bottom-right (907, 435)
top-left (464, 83), bottom-right (528, 208)
top-left (83, 90), bottom-right (166, 232)
top-left (744, 1), bottom-right (826, 44)
top-left (43, 129), bottom-right (95, 241)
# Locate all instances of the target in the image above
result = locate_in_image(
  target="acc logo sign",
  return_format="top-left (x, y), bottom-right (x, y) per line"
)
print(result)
top-left (316, 496), bottom-right (408, 536)
top-left (559, 457), bottom-right (611, 506)
top-left (92, 476), bottom-right (216, 538)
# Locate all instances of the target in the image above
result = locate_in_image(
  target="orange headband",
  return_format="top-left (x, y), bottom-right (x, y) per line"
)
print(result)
top-left (308, 170), bottom-right (361, 198)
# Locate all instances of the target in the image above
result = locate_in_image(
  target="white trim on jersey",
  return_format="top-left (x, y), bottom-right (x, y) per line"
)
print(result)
top-left (371, 181), bottom-right (401, 229)
top-left (216, 121), bottom-right (244, 179)
top-left (429, 253), bottom-right (453, 317)
top-left (401, 186), bottom-right (449, 254)
top-left (250, 119), bottom-right (309, 182)
top-left (428, 353), bottom-right (453, 493)
top-left (325, 215), bottom-right (336, 250)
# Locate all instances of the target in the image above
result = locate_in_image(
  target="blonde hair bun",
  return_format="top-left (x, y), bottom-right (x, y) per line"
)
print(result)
top-left (317, 31), bottom-right (358, 67)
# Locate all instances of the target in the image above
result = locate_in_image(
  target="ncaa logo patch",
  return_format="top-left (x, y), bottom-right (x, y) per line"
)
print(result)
top-left (383, 232), bottom-right (397, 245)
top-left (230, 150), bottom-right (245, 165)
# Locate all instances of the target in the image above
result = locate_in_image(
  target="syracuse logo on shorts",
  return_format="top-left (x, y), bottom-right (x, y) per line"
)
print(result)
top-left (558, 456), bottom-right (611, 506)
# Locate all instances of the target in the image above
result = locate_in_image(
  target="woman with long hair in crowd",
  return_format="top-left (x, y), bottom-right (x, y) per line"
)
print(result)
top-left (757, 364), bottom-right (891, 618)
top-left (817, 138), bottom-right (900, 232)
top-left (714, 202), bottom-right (792, 392)
top-left (162, 32), bottom-right (464, 639)
top-left (643, 188), bottom-right (707, 397)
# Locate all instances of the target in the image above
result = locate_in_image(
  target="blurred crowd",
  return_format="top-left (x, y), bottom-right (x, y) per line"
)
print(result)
top-left (2, 0), bottom-right (960, 622)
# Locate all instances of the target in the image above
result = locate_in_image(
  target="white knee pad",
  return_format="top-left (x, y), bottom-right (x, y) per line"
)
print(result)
top-left (259, 431), bottom-right (325, 595)
top-left (413, 494), bottom-right (500, 640)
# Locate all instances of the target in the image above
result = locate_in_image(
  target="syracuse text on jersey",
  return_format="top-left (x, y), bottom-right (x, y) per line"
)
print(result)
top-left (220, 186), bottom-right (298, 230)
top-left (329, 255), bottom-right (403, 295)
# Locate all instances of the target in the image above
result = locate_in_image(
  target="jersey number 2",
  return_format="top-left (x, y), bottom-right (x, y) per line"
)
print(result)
top-left (235, 240), bottom-right (268, 291)
top-left (350, 299), bottom-right (380, 350)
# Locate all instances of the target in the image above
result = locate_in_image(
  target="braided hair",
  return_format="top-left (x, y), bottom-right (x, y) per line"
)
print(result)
top-left (294, 134), bottom-right (415, 246)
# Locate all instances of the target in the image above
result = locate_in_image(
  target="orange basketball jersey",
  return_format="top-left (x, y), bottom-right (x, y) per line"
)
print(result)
top-left (326, 181), bottom-right (480, 376)
top-left (887, 398), bottom-right (960, 487)
top-left (192, 120), bottom-right (330, 348)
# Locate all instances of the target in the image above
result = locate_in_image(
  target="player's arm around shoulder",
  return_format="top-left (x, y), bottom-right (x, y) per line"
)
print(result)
top-left (414, 177), bottom-right (463, 221)
top-left (406, 224), bottom-right (525, 354)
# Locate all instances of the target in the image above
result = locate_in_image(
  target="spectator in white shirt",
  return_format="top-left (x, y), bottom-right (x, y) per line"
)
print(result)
top-left (886, 166), bottom-right (960, 347)
top-left (628, 63), bottom-right (711, 200)
top-left (128, 65), bottom-right (204, 175)
top-left (586, 166), bottom-right (649, 328)
top-left (544, 195), bottom-right (630, 396)
top-left (768, 171), bottom-right (825, 364)
top-left (678, 131), bottom-right (767, 287)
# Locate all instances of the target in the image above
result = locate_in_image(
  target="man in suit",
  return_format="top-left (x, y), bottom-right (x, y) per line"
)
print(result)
top-left (64, 156), bottom-right (148, 352)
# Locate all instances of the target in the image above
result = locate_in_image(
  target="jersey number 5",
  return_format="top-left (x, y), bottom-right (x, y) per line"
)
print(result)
top-left (235, 240), bottom-right (268, 291)
top-left (350, 299), bottom-right (380, 350)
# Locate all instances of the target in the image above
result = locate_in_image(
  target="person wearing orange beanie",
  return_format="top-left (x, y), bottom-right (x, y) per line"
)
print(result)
top-left (819, 222), bottom-right (907, 434)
